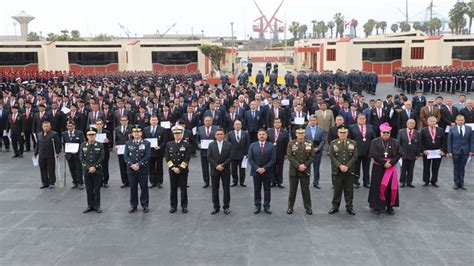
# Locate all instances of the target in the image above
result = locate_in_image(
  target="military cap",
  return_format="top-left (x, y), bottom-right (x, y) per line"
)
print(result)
top-left (86, 127), bottom-right (97, 135)
top-left (295, 127), bottom-right (306, 134)
top-left (337, 125), bottom-right (349, 133)
top-left (38, 104), bottom-right (46, 108)
top-left (172, 126), bottom-right (184, 134)
top-left (70, 103), bottom-right (78, 108)
top-left (131, 125), bottom-right (143, 132)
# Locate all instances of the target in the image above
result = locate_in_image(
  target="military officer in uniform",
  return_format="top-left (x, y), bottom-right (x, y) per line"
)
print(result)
top-left (80, 127), bottom-right (105, 213)
top-left (328, 126), bottom-right (358, 215)
top-left (286, 127), bottom-right (315, 215)
top-left (124, 125), bottom-right (151, 213)
top-left (165, 126), bottom-right (192, 213)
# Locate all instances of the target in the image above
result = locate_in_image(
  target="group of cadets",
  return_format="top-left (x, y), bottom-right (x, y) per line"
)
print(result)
top-left (0, 68), bottom-right (473, 216)
top-left (393, 66), bottom-right (474, 95)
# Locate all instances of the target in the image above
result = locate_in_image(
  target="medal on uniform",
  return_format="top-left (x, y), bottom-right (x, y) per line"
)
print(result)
top-left (384, 152), bottom-right (388, 158)
top-left (274, 142), bottom-right (277, 146)
top-left (408, 141), bottom-right (412, 145)
top-left (363, 138), bottom-right (366, 141)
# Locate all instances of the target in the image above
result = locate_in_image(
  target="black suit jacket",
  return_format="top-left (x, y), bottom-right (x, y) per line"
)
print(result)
top-left (21, 109), bottom-right (34, 132)
top-left (143, 125), bottom-right (168, 158)
top-left (266, 108), bottom-right (288, 129)
top-left (35, 131), bottom-right (61, 158)
top-left (207, 140), bottom-right (232, 176)
top-left (62, 130), bottom-right (85, 160)
top-left (420, 126), bottom-right (447, 153)
top-left (397, 128), bottom-right (422, 160)
top-left (7, 113), bottom-right (24, 135)
top-left (32, 112), bottom-right (50, 133)
top-left (224, 113), bottom-right (241, 133)
top-left (439, 106), bottom-right (459, 129)
top-left (115, 125), bottom-right (132, 145)
top-left (226, 130), bottom-right (250, 160)
top-left (266, 128), bottom-right (290, 159)
top-left (397, 109), bottom-right (418, 130)
top-left (348, 124), bottom-right (375, 156)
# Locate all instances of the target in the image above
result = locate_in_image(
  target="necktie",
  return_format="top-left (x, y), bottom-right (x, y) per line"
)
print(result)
top-left (69, 132), bottom-right (73, 139)
top-left (122, 126), bottom-right (125, 134)
top-left (252, 110), bottom-right (255, 118)
top-left (236, 132), bottom-right (240, 142)
top-left (275, 110), bottom-right (278, 119)
top-left (460, 126), bottom-right (463, 137)
top-left (152, 126), bottom-right (156, 137)
top-left (231, 113), bottom-right (235, 120)
top-left (13, 114), bottom-right (17, 123)
top-left (260, 143), bottom-right (264, 154)
top-left (407, 110), bottom-right (410, 117)
top-left (206, 127), bottom-right (210, 137)
top-left (189, 113), bottom-right (192, 121)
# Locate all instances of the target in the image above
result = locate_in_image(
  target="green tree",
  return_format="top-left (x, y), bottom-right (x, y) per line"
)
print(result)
top-left (198, 45), bottom-right (226, 71)
top-left (27, 32), bottom-right (40, 41)
top-left (390, 23), bottom-right (399, 33)
top-left (311, 20), bottom-right (317, 38)
top-left (363, 19), bottom-right (376, 37)
top-left (70, 30), bottom-right (83, 41)
top-left (299, 24), bottom-right (308, 39)
top-left (46, 32), bottom-right (58, 41)
top-left (327, 21), bottom-right (335, 38)
top-left (449, 1), bottom-right (468, 34)
top-left (399, 22), bottom-right (411, 32)
top-left (413, 21), bottom-right (422, 31)
top-left (379, 21), bottom-right (387, 34)
top-left (333, 13), bottom-right (345, 38)
top-left (317, 21), bottom-right (327, 38)
top-left (350, 19), bottom-right (358, 37)
top-left (375, 21), bottom-right (381, 35)
top-left (57, 29), bottom-right (70, 41)
top-left (467, 0), bottom-right (474, 34)
top-left (289, 21), bottom-right (301, 39)
top-left (430, 18), bottom-right (442, 35)
top-left (93, 34), bottom-right (113, 41)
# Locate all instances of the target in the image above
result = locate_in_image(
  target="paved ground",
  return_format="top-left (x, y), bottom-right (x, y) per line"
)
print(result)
top-left (0, 84), bottom-right (473, 266)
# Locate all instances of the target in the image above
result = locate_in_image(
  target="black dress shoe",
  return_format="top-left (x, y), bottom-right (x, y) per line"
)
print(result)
top-left (223, 208), bottom-right (230, 215)
top-left (128, 207), bottom-right (137, 213)
top-left (157, 184), bottom-right (163, 188)
top-left (363, 184), bottom-right (370, 188)
top-left (18, 154), bottom-right (23, 158)
top-left (264, 208), bottom-right (272, 214)
top-left (254, 207), bottom-right (261, 214)
top-left (169, 208), bottom-right (177, 213)
top-left (211, 209), bottom-right (220, 215)
top-left (12, 154), bottom-right (19, 158)
top-left (103, 184), bottom-right (109, 188)
top-left (95, 208), bottom-right (102, 213)
top-left (459, 186), bottom-right (467, 190)
top-left (120, 184), bottom-right (129, 188)
top-left (202, 184), bottom-right (209, 188)
top-left (143, 207), bottom-right (149, 213)
top-left (373, 209), bottom-right (381, 214)
top-left (287, 208), bottom-right (293, 214)
top-left (407, 184), bottom-right (415, 188)
top-left (328, 208), bottom-right (339, 215)
top-left (346, 208), bottom-right (356, 215)
top-left (387, 207), bottom-right (395, 215)
top-left (240, 183), bottom-right (247, 187)
top-left (354, 184), bottom-right (360, 189)
top-left (149, 184), bottom-right (156, 188)
top-left (83, 207), bottom-right (94, 213)
top-left (71, 184), bottom-right (78, 189)
top-left (40, 185), bottom-right (49, 189)
top-left (277, 184), bottom-right (285, 188)
top-left (230, 183), bottom-right (238, 187)
top-left (270, 183), bottom-right (276, 187)
top-left (306, 209), bottom-right (313, 215)
top-left (431, 183), bottom-right (439, 188)
top-left (422, 182), bottom-right (429, 187)
top-left (182, 208), bottom-right (188, 213)
top-left (401, 183), bottom-right (406, 188)
top-left (78, 184), bottom-right (84, 190)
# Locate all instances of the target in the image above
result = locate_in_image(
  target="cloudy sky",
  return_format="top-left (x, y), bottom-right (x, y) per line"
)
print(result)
top-left (1, 0), bottom-right (458, 39)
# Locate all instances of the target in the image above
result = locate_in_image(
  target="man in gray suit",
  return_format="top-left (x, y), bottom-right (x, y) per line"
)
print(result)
top-left (226, 120), bottom-right (250, 187)
top-left (197, 116), bottom-right (217, 188)
top-left (87, 103), bottom-right (104, 127)
top-left (305, 115), bottom-right (325, 189)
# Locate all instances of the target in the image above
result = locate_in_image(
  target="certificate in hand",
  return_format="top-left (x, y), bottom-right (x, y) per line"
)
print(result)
top-left (65, 143), bottom-right (80, 153)
top-left (96, 133), bottom-right (107, 143)
top-left (145, 138), bottom-right (158, 148)
top-left (160, 121), bottom-right (171, 129)
top-left (116, 145), bottom-right (125, 155)
top-left (241, 156), bottom-right (248, 168)
top-left (294, 117), bottom-right (305, 125)
top-left (200, 139), bottom-right (213, 149)
top-left (427, 149), bottom-right (441, 159)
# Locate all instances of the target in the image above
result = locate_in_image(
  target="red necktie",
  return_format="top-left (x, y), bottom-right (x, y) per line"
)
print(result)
top-left (206, 127), bottom-right (210, 137)
top-left (189, 113), bottom-right (192, 122)
top-left (260, 143), bottom-right (264, 154)
top-left (13, 114), bottom-right (16, 123)
top-left (26, 110), bottom-right (30, 119)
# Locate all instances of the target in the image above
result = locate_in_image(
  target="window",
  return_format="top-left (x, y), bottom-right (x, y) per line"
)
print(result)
top-left (452, 46), bottom-right (474, 60)
top-left (57, 45), bottom-right (121, 48)
top-left (362, 48), bottom-right (402, 62)
top-left (326, 49), bottom-right (336, 61)
top-left (68, 52), bottom-right (118, 65)
top-left (152, 51), bottom-right (198, 65)
top-left (411, 47), bottom-right (424, 60)
top-left (0, 52), bottom-right (38, 65)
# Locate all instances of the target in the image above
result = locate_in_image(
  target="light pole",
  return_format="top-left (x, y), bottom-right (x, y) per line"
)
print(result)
top-left (230, 22), bottom-right (235, 75)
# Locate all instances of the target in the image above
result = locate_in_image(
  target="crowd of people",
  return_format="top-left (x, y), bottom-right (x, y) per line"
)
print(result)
top-left (0, 69), bottom-right (473, 216)
top-left (393, 66), bottom-right (474, 95)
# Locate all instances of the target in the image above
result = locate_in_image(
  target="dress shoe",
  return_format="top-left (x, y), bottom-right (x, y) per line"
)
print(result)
top-left (103, 184), bottom-right (109, 188)
top-left (128, 207), bottom-right (137, 213)
top-left (149, 184), bottom-right (156, 188)
top-left (431, 183), bottom-right (439, 188)
top-left (354, 183), bottom-right (360, 189)
top-left (254, 207), bottom-right (261, 214)
top-left (270, 183), bottom-right (276, 187)
top-left (18, 154), bottom-right (23, 158)
top-left (387, 207), bottom-right (395, 215)
top-left (120, 184), bottom-right (129, 188)
top-left (83, 207), bottom-right (94, 213)
top-left (240, 183), bottom-right (247, 187)
top-left (230, 183), bottom-right (238, 187)
top-left (48, 185), bottom-right (55, 189)
top-left (306, 208), bottom-right (313, 215)
top-left (264, 208), bottom-right (272, 214)
top-left (401, 183), bottom-right (406, 188)
top-left (157, 184), bottom-right (162, 188)
top-left (459, 185), bottom-right (466, 190)
top-left (182, 208), bottom-right (188, 213)
top-left (202, 184), bottom-right (209, 188)
top-left (277, 184), bottom-right (285, 188)
top-left (40, 185), bottom-right (49, 189)
top-left (422, 182), bottom-right (429, 187)
top-left (328, 208), bottom-right (339, 215)
top-left (211, 209), bottom-right (220, 215)
top-left (372, 209), bottom-right (381, 214)
top-left (223, 208), bottom-right (230, 215)
top-left (363, 184), bottom-right (370, 188)
top-left (71, 184), bottom-right (78, 189)
top-left (407, 184), bottom-right (415, 188)
top-left (78, 184), bottom-right (84, 190)
top-left (346, 208), bottom-right (356, 215)
top-left (169, 208), bottom-right (177, 213)
top-left (287, 208), bottom-right (293, 215)
top-left (143, 207), bottom-right (149, 213)
top-left (95, 208), bottom-right (102, 213)
top-left (12, 154), bottom-right (19, 158)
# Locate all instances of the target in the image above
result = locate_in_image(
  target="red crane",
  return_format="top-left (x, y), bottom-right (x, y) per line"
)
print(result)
top-left (252, 0), bottom-right (284, 40)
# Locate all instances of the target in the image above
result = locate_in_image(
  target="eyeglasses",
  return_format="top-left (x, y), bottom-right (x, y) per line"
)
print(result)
top-left (381, 131), bottom-right (390, 134)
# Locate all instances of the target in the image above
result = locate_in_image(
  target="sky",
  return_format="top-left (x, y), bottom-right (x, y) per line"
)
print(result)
top-left (1, 0), bottom-right (459, 40)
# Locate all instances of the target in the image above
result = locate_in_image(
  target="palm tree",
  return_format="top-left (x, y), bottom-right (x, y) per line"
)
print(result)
top-left (467, 0), bottom-right (474, 34)
top-left (46, 32), bottom-right (57, 41)
top-left (379, 21), bottom-right (387, 34)
top-left (413, 21), bottom-right (422, 31)
top-left (390, 23), bottom-right (399, 33)
top-left (289, 21), bottom-right (301, 39)
top-left (327, 21), bottom-right (335, 38)
top-left (299, 24), bottom-right (308, 39)
top-left (350, 19), bottom-right (358, 37)
top-left (363, 20), bottom-right (376, 37)
top-left (449, 1), bottom-right (468, 34)
top-left (399, 22), bottom-right (411, 32)
top-left (333, 13), bottom-right (345, 38)
top-left (311, 20), bottom-right (317, 38)
top-left (431, 18), bottom-right (442, 35)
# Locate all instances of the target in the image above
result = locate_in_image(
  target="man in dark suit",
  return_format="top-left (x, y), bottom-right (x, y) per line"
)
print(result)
top-left (197, 116), bottom-right (218, 188)
top-left (62, 121), bottom-right (85, 189)
top-left (267, 118), bottom-right (290, 188)
top-left (266, 100), bottom-right (287, 130)
top-left (243, 101), bottom-right (262, 143)
top-left (420, 116), bottom-right (447, 187)
top-left (49, 102), bottom-right (66, 138)
top-left (22, 101), bottom-right (35, 151)
top-left (344, 104), bottom-right (360, 126)
top-left (439, 98), bottom-right (459, 130)
top-left (115, 116), bottom-right (132, 188)
top-left (207, 128), bottom-right (233, 215)
top-left (143, 115), bottom-right (168, 188)
top-left (397, 101), bottom-right (418, 130)
top-left (7, 105), bottom-right (24, 158)
top-left (348, 114), bottom-right (376, 188)
top-left (447, 115), bottom-right (473, 190)
top-left (203, 102), bottom-right (222, 126)
top-left (368, 99), bottom-right (388, 136)
top-left (135, 105), bottom-right (151, 129)
top-left (32, 104), bottom-right (49, 134)
top-left (397, 119), bottom-right (421, 187)
top-left (412, 91), bottom-right (426, 113)
top-left (226, 120), bottom-right (250, 187)
top-left (114, 100), bottom-right (129, 126)
top-left (304, 115), bottom-right (325, 188)
top-left (95, 119), bottom-right (111, 188)
top-left (0, 104), bottom-right (10, 152)
top-left (247, 129), bottom-right (276, 214)
top-left (35, 121), bottom-right (61, 189)
top-left (459, 99), bottom-right (474, 123)
top-left (327, 115), bottom-right (345, 149)
top-left (182, 106), bottom-right (199, 155)
top-left (87, 104), bottom-right (104, 128)
top-left (102, 102), bottom-right (115, 147)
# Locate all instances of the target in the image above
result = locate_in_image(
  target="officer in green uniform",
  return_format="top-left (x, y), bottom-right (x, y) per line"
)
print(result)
top-left (328, 126), bottom-right (358, 215)
top-left (80, 127), bottom-right (105, 214)
top-left (286, 127), bottom-right (315, 215)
